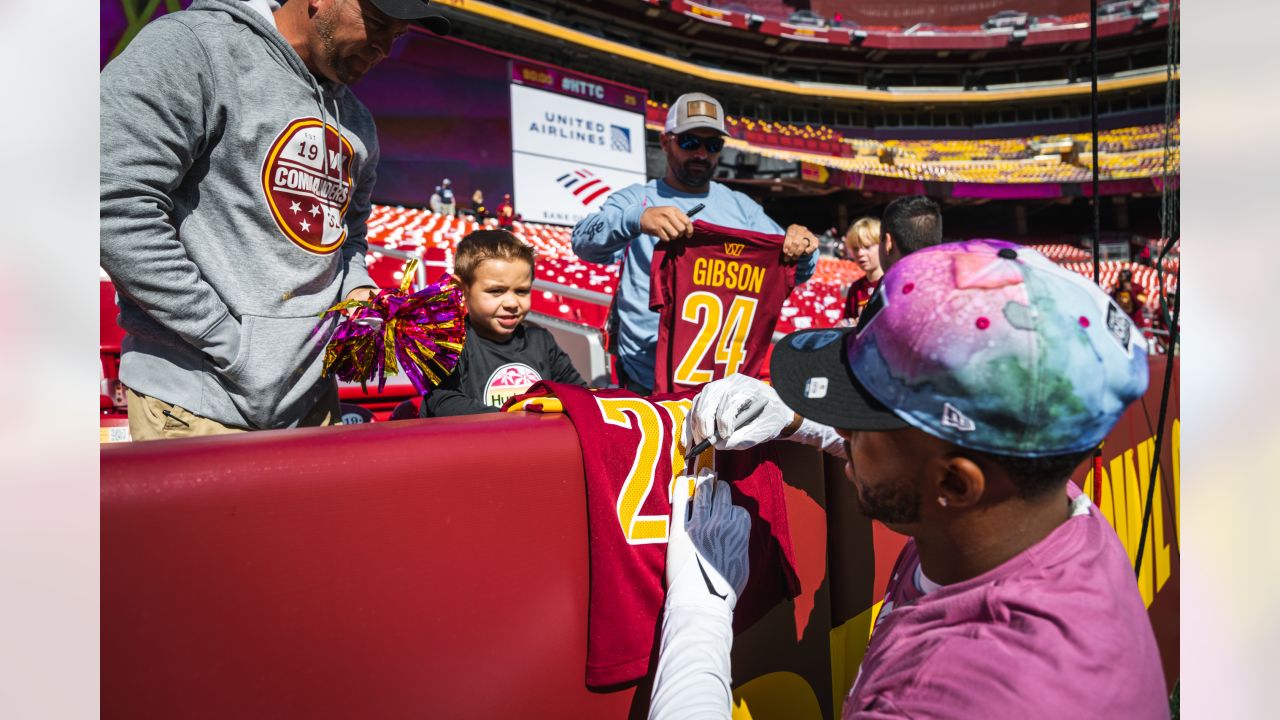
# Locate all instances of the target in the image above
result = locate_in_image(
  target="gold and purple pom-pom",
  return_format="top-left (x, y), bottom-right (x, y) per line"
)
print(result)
top-left (320, 260), bottom-right (466, 396)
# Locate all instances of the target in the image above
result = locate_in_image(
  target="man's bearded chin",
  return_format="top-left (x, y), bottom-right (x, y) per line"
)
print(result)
top-left (856, 479), bottom-right (921, 525)
top-left (675, 160), bottom-right (716, 188)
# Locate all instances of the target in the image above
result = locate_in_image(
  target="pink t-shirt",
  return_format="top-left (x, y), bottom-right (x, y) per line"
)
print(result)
top-left (845, 487), bottom-right (1168, 719)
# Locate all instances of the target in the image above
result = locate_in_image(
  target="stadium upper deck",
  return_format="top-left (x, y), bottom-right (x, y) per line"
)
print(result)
top-left (641, 99), bottom-right (1179, 184)
top-left (646, 0), bottom-right (1170, 52)
top-left (430, 0), bottom-right (1177, 134)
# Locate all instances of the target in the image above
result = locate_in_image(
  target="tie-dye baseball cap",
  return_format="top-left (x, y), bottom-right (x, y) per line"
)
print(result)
top-left (771, 239), bottom-right (1149, 457)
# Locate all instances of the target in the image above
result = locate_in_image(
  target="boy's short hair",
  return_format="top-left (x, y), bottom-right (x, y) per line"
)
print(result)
top-left (453, 230), bottom-right (536, 285)
top-left (881, 196), bottom-right (942, 255)
top-left (844, 217), bottom-right (881, 250)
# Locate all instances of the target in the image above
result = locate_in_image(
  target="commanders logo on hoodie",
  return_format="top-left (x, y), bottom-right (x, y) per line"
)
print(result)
top-left (262, 118), bottom-right (355, 255)
top-left (484, 363), bottom-right (543, 408)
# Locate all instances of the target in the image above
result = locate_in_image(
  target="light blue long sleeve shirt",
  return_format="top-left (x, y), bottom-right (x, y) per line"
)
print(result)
top-left (571, 178), bottom-right (817, 391)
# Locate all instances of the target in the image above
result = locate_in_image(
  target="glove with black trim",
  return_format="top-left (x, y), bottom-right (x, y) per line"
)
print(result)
top-left (664, 469), bottom-right (750, 612)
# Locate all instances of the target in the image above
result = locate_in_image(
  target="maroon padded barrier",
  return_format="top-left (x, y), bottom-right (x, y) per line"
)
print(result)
top-left (101, 359), bottom-right (1179, 715)
top-left (102, 413), bottom-right (637, 719)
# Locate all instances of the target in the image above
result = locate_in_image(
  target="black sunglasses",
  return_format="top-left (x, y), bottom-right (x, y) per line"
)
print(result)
top-left (675, 132), bottom-right (726, 153)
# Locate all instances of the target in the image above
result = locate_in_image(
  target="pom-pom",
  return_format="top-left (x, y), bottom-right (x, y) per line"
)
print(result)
top-left (320, 260), bottom-right (466, 396)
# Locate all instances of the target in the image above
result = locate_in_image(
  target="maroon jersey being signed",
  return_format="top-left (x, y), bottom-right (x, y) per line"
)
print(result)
top-left (504, 382), bottom-right (799, 687)
top-left (650, 221), bottom-right (796, 394)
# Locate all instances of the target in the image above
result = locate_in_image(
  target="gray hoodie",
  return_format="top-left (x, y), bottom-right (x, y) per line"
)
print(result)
top-left (100, 0), bottom-right (378, 429)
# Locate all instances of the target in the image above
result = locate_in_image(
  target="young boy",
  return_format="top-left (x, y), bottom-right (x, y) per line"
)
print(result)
top-left (421, 230), bottom-right (586, 417)
top-left (840, 216), bottom-right (883, 325)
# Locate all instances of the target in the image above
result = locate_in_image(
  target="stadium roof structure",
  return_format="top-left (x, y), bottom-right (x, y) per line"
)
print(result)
top-left (431, 0), bottom-right (1176, 104)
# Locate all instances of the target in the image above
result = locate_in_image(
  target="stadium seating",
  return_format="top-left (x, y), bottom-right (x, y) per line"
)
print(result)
top-left (645, 100), bottom-right (1180, 184)
top-left (660, 0), bottom-right (1172, 40)
top-left (725, 0), bottom-right (793, 19)
top-left (647, 100), bottom-right (853, 157)
top-left (648, 0), bottom-right (1170, 49)
top-left (364, 207), bottom-right (618, 329)
top-left (844, 123), bottom-right (1180, 183)
top-left (102, 205), bottom-right (1177, 379)
top-left (1059, 259), bottom-right (1179, 313)
top-left (1029, 243), bottom-right (1094, 262)
top-left (365, 206), bottom-right (1178, 332)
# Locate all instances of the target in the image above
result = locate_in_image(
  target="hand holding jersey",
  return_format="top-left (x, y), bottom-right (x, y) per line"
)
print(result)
top-left (649, 470), bottom-right (750, 720)
top-left (640, 206), bottom-right (696, 242)
top-left (781, 224), bottom-right (820, 263)
top-left (687, 374), bottom-right (847, 458)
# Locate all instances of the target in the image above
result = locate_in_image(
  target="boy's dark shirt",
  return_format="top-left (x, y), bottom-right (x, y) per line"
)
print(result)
top-left (421, 318), bottom-right (587, 417)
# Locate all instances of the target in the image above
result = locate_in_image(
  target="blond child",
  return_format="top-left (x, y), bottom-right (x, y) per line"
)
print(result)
top-left (841, 217), bottom-right (884, 324)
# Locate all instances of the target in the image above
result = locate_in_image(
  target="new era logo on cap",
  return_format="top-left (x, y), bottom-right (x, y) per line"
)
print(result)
top-left (940, 403), bottom-right (976, 432)
top-left (804, 377), bottom-right (829, 399)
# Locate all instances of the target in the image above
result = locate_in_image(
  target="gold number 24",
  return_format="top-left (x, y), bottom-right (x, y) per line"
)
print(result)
top-left (597, 397), bottom-right (713, 545)
top-left (674, 292), bottom-right (759, 386)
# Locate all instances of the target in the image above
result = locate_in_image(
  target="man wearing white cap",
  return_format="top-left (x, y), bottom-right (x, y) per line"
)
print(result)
top-left (572, 92), bottom-right (820, 395)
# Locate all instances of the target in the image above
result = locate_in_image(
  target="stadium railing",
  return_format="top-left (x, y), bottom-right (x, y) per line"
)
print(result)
top-left (527, 309), bottom-right (611, 387)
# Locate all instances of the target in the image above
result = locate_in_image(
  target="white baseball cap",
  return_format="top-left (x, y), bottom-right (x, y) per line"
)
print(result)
top-left (664, 93), bottom-right (729, 136)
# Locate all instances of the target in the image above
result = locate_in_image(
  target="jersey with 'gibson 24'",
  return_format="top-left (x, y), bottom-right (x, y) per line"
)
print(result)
top-left (650, 220), bottom-right (797, 394)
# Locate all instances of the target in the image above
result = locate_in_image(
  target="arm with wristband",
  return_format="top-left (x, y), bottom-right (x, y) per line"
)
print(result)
top-left (687, 374), bottom-right (846, 458)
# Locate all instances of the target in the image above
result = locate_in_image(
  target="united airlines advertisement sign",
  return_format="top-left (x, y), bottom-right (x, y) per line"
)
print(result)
top-left (510, 80), bottom-right (647, 225)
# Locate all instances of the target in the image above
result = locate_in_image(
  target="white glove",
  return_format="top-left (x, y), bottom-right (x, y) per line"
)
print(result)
top-left (665, 469), bottom-right (751, 612)
top-left (789, 418), bottom-right (848, 459)
top-left (686, 374), bottom-right (796, 452)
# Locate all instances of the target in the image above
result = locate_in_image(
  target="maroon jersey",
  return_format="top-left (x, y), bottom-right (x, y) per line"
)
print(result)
top-left (505, 382), bottom-right (800, 687)
top-left (1111, 282), bottom-right (1151, 328)
top-left (842, 275), bottom-right (880, 322)
top-left (650, 221), bottom-right (797, 394)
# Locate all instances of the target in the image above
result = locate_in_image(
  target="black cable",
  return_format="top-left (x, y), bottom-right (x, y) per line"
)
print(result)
top-left (1090, 0), bottom-right (1100, 287)
top-left (1133, 270), bottom-right (1179, 576)
top-left (1133, 0), bottom-right (1180, 578)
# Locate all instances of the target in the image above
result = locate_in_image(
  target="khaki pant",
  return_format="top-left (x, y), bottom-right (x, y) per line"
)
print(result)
top-left (126, 385), bottom-right (339, 442)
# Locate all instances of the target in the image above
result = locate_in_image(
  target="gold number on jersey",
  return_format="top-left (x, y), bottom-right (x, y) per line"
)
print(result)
top-left (673, 292), bottom-right (759, 386)
top-left (598, 397), bottom-right (712, 545)
top-left (599, 397), bottom-right (671, 545)
top-left (655, 399), bottom-right (713, 492)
